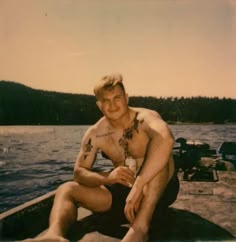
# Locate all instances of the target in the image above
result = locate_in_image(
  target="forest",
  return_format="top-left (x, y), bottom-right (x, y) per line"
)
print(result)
top-left (0, 80), bottom-right (235, 125)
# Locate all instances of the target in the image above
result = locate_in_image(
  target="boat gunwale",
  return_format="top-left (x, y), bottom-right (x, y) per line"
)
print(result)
top-left (0, 190), bottom-right (56, 220)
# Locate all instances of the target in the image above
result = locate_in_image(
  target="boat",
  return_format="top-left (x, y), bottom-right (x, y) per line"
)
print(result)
top-left (218, 141), bottom-right (236, 161)
top-left (174, 138), bottom-right (236, 173)
top-left (1, 141), bottom-right (236, 241)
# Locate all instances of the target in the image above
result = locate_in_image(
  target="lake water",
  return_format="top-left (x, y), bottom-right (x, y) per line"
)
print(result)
top-left (0, 125), bottom-right (236, 213)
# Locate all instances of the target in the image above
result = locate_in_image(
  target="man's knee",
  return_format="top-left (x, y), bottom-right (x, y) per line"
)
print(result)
top-left (56, 181), bottom-right (80, 199)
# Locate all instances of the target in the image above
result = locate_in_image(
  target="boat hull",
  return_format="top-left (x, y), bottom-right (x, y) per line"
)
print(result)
top-left (1, 172), bottom-right (236, 241)
top-left (0, 191), bottom-right (55, 240)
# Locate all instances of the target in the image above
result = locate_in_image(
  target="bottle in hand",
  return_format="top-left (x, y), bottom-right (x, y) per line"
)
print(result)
top-left (125, 156), bottom-right (137, 178)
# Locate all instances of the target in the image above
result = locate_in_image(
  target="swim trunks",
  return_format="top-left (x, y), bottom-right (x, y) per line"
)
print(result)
top-left (102, 172), bottom-right (179, 225)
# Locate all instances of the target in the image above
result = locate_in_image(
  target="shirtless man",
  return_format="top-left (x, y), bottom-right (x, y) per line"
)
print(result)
top-left (27, 74), bottom-right (179, 242)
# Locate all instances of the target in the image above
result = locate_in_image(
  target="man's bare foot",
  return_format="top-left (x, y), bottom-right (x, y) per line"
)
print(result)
top-left (121, 226), bottom-right (148, 242)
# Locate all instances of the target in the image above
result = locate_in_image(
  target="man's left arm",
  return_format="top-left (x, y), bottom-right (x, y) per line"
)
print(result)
top-left (136, 115), bottom-right (174, 186)
top-left (125, 112), bottom-right (175, 223)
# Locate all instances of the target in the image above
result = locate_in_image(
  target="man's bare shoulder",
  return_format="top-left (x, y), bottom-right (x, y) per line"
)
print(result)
top-left (86, 117), bottom-right (111, 138)
top-left (130, 107), bottom-right (170, 136)
top-left (131, 107), bottom-right (162, 121)
top-left (131, 107), bottom-right (174, 142)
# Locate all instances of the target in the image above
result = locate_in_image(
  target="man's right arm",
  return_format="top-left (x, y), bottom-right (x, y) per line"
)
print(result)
top-left (73, 126), bottom-right (135, 188)
top-left (73, 127), bottom-right (110, 187)
top-left (74, 125), bottom-right (136, 188)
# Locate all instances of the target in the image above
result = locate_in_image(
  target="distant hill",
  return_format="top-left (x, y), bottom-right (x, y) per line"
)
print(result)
top-left (0, 81), bottom-right (101, 125)
top-left (0, 80), bottom-right (235, 125)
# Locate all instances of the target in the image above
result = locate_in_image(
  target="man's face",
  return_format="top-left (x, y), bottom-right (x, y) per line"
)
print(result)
top-left (96, 85), bottom-right (129, 121)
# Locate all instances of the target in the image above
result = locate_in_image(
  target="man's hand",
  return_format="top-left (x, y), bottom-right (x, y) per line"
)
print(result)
top-left (106, 166), bottom-right (135, 187)
top-left (124, 182), bottom-right (144, 224)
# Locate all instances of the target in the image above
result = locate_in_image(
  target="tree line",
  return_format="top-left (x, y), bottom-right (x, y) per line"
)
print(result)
top-left (0, 81), bottom-right (235, 125)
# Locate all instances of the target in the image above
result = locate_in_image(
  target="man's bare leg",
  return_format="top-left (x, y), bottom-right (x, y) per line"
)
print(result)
top-left (23, 181), bottom-right (112, 241)
top-left (121, 166), bottom-right (171, 242)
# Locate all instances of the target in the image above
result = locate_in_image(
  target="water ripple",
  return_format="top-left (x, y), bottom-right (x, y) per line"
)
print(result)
top-left (0, 125), bottom-right (235, 213)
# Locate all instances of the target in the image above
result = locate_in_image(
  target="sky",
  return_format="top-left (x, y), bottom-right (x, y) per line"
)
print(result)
top-left (0, 0), bottom-right (236, 98)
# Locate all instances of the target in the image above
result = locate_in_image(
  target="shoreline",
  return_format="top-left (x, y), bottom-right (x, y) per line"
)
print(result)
top-left (167, 121), bottom-right (236, 125)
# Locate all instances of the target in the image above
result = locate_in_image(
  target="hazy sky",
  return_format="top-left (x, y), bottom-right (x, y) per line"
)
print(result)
top-left (0, 0), bottom-right (236, 98)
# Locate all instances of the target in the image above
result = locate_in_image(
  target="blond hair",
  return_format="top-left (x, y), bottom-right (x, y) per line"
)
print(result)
top-left (94, 73), bottom-right (126, 99)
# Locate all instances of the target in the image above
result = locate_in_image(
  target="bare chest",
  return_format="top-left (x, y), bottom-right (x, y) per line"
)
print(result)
top-left (96, 129), bottom-right (149, 166)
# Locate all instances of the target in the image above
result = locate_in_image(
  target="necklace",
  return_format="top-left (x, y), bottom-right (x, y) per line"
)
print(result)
top-left (119, 112), bottom-right (139, 159)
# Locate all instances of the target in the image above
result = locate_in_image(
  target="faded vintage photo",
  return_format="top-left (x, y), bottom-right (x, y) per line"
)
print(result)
top-left (0, 1), bottom-right (235, 241)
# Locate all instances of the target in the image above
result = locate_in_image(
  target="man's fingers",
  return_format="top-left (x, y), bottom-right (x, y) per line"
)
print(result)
top-left (134, 202), bottom-right (139, 212)
top-left (121, 173), bottom-right (135, 184)
top-left (119, 166), bottom-right (135, 177)
top-left (125, 201), bottom-right (135, 224)
top-left (124, 206), bottom-right (132, 223)
top-left (112, 166), bottom-right (135, 186)
top-left (118, 179), bottom-right (132, 187)
top-left (121, 169), bottom-right (135, 178)
top-left (134, 200), bottom-right (141, 213)
top-left (128, 208), bottom-right (135, 224)
top-left (134, 194), bottom-right (143, 212)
